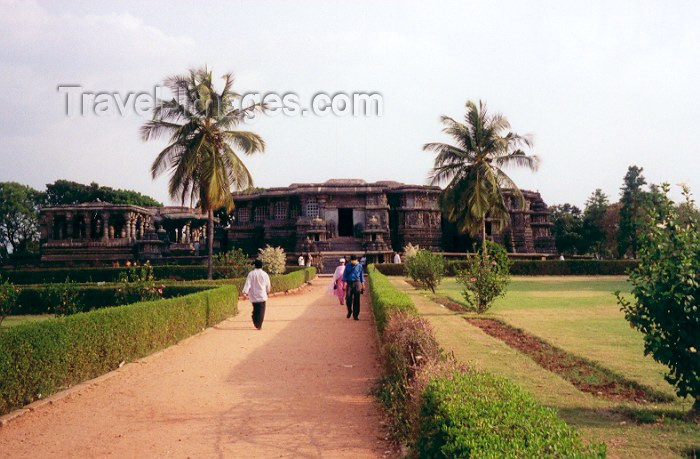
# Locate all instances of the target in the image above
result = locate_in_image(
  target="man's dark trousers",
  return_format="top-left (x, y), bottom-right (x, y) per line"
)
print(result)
top-left (252, 302), bottom-right (266, 329)
top-left (346, 281), bottom-right (362, 319)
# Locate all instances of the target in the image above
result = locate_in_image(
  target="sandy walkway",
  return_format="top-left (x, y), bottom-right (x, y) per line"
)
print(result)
top-left (0, 279), bottom-right (391, 458)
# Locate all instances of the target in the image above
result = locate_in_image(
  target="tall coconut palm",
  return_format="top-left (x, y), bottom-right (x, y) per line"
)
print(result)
top-left (141, 66), bottom-right (265, 279)
top-left (424, 100), bottom-right (539, 250)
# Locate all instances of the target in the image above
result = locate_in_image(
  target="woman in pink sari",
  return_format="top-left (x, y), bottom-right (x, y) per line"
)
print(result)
top-left (330, 258), bottom-right (346, 305)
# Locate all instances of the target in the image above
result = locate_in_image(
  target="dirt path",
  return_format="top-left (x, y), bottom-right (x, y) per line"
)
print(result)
top-left (0, 279), bottom-right (391, 458)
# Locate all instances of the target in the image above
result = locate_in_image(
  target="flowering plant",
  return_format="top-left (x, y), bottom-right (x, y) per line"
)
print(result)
top-left (115, 262), bottom-right (164, 304)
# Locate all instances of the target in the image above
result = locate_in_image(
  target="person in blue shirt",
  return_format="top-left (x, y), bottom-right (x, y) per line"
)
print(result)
top-left (342, 254), bottom-right (365, 320)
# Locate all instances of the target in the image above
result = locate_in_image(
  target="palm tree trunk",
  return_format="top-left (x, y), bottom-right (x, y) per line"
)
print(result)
top-left (481, 217), bottom-right (487, 257)
top-left (207, 208), bottom-right (214, 280)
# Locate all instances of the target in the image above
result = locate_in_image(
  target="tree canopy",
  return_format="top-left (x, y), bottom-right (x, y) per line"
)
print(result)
top-left (45, 180), bottom-right (162, 207)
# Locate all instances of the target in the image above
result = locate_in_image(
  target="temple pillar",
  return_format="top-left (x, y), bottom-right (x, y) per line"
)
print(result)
top-left (66, 212), bottom-right (75, 239)
top-left (102, 212), bottom-right (110, 241)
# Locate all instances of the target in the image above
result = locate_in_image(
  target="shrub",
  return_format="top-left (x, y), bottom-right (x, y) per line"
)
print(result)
top-left (40, 278), bottom-right (83, 317)
top-left (406, 250), bottom-right (446, 293)
top-left (379, 311), bottom-right (444, 440)
top-left (374, 263), bottom-right (407, 276)
top-left (0, 278), bottom-right (20, 327)
top-left (213, 248), bottom-right (251, 279)
top-left (114, 263), bottom-right (163, 305)
top-left (0, 285), bottom-right (238, 415)
top-left (617, 185), bottom-right (700, 411)
top-left (258, 245), bottom-right (286, 275)
top-left (455, 242), bottom-right (510, 314)
top-left (416, 371), bottom-right (606, 458)
top-left (403, 243), bottom-right (420, 259)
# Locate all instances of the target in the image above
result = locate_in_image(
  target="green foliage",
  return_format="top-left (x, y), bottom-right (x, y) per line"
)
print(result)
top-left (0, 285), bottom-right (238, 415)
top-left (257, 244), bottom-right (286, 275)
top-left (617, 184), bottom-right (700, 408)
top-left (416, 371), bottom-right (606, 458)
top-left (0, 182), bottom-right (44, 262)
top-left (368, 265), bottom-right (418, 333)
top-left (456, 242), bottom-right (510, 314)
top-left (617, 165), bottom-right (647, 258)
top-left (1, 265), bottom-right (215, 284)
top-left (213, 248), bottom-right (251, 279)
top-left (549, 203), bottom-right (585, 255)
top-left (45, 179), bottom-right (161, 207)
top-left (0, 278), bottom-right (21, 327)
top-left (582, 189), bottom-right (610, 257)
top-left (374, 263), bottom-right (407, 276)
top-left (406, 249), bottom-right (446, 293)
top-left (40, 278), bottom-right (83, 317)
top-left (115, 263), bottom-right (163, 305)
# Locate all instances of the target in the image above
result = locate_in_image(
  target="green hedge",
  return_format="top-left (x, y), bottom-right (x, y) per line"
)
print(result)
top-left (14, 284), bottom-right (213, 315)
top-left (417, 371), bottom-right (605, 458)
top-left (0, 285), bottom-right (238, 415)
top-left (0, 265), bottom-right (311, 285)
top-left (374, 260), bottom-right (638, 276)
top-left (366, 264), bottom-right (604, 457)
top-left (367, 265), bottom-right (417, 333)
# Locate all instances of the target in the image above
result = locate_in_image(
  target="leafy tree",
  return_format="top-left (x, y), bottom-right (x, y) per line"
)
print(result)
top-left (456, 241), bottom-right (510, 313)
top-left (424, 100), bottom-right (539, 248)
top-left (45, 180), bottom-right (162, 207)
top-left (617, 166), bottom-right (647, 258)
top-left (617, 184), bottom-right (699, 412)
top-left (549, 203), bottom-right (584, 255)
top-left (405, 249), bottom-right (446, 293)
top-left (0, 182), bottom-right (45, 261)
top-left (601, 202), bottom-right (621, 257)
top-left (143, 66), bottom-right (265, 279)
top-left (581, 189), bottom-right (609, 257)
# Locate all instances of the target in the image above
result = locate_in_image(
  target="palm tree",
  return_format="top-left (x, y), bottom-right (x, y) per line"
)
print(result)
top-left (424, 100), bottom-right (539, 250)
top-left (141, 66), bottom-right (265, 279)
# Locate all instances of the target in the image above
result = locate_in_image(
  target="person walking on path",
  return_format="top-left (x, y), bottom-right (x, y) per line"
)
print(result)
top-left (343, 255), bottom-right (365, 320)
top-left (329, 258), bottom-right (346, 305)
top-left (242, 259), bottom-right (271, 330)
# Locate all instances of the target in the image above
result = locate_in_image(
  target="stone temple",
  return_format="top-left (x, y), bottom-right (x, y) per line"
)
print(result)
top-left (37, 179), bottom-right (555, 266)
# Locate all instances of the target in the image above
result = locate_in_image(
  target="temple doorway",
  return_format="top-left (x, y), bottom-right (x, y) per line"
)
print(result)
top-left (338, 208), bottom-right (354, 236)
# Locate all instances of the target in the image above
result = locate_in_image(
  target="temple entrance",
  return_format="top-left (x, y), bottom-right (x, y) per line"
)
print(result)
top-left (338, 208), bottom-right (354, 237)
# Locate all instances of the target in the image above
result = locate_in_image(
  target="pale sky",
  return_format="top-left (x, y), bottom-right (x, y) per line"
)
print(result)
top-left (1, 0), bottom-right (698, 208)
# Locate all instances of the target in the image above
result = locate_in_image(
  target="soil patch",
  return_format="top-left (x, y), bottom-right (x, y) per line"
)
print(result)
top-left (466, 317), bottom-right (673, 403)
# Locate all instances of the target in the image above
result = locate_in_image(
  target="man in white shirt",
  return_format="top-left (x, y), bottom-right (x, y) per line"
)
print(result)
top-left (298, 254), bottom-right (305, 266)
top-left (242, 259), bottom-right (272, 330)
top-left (393, 252), bottom-right (401, 264)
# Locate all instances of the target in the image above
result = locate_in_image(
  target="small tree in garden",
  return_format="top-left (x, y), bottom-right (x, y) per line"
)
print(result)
top-left (456, 242), bottom-right (510, 314)
top-left (42, 278), bottom-right (83, 316)
top-left (213, 248), bottom-right (251, 278)
top-left (257, 245), bottom-right (286, 275)
top-left (0, 277), bottom-right (20, 327)
top-left (405, 249), bottom-right (446, 293)
top-left (115, 263), bottom-right (164, 305)
top-left (617, 184), bottom-right (700, 412)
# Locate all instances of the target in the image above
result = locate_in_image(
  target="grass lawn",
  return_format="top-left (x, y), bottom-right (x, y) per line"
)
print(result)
top-left (0, 314), bottom-right (52, 329)
top-left (391, 276), bottom-right (699, 459)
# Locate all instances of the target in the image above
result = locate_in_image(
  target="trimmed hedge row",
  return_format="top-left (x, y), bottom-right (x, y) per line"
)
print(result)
top-left (374, 260), bottom-right (638, 277)
top-left (368, 266), bottom-right (416, 333)
top-left (367, 265), bottom-right (604, 457)
top-left (0, 285), bottom-right (238, 415)
top-left (0, 265), bottom-right (310, 285)
top-left (418, 372), bottom-right (605, 458)
top-left (14, 284), bottom-right (213, 315)
top-left (0, 267), bottom-right (316, 416)
top-left (12, 267), bottom-right (316, 315)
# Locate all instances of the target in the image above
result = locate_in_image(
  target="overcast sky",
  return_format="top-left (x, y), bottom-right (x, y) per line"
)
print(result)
top-left (1, 0), bottom-right (698, 208)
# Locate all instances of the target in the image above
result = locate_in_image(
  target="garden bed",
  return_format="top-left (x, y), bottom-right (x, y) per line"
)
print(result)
top-left (465, 317), bottom-right (673, 403)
